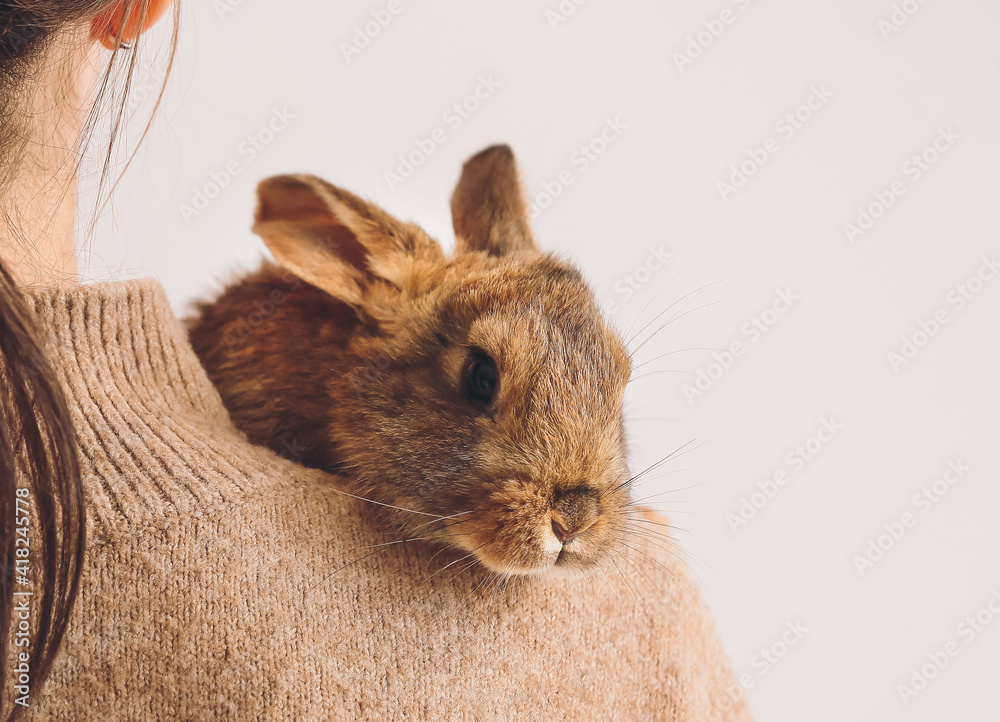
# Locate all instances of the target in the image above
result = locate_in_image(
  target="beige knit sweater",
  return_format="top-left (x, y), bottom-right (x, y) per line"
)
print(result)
top-left (14, 278), bottom-right (751, 721)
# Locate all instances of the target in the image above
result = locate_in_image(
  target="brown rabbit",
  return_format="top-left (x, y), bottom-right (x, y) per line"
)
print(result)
top-left (188, 145), bottom-right (636, 576)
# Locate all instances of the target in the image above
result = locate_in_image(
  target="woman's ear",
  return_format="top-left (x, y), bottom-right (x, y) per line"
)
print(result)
top-left (450, 144), bottom-right (539, 257)
top-left (90, 0), bottom-right (174, 50)
top-left (252, 174), bottom-right (444, 312)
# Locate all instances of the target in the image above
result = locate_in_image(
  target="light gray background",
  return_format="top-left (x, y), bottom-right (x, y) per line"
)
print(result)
top-left (77, 1), bottom-right (1000, 719)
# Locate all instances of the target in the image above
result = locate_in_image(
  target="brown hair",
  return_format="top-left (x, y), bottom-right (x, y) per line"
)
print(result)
top-left (0, 2), bottom-right (177, 717)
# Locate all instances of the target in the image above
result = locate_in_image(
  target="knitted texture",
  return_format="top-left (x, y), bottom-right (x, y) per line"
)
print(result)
top-left (15, 278), bottom-right (752, 721)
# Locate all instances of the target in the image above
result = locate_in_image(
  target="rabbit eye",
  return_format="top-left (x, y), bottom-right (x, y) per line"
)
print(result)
top-left (463, 351), bottom-right (497, 404)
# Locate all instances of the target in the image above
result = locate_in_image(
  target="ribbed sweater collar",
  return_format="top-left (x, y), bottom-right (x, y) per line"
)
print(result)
top-left (24, 278), bottom-right (259, 540)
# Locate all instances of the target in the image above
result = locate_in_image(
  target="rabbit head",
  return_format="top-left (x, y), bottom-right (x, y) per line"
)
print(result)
top-left (252, 145), bottom-right (633, 576)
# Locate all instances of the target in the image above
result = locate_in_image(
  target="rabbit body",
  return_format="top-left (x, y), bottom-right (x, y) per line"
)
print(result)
top-left (188, 146), bottom-right (634, 576)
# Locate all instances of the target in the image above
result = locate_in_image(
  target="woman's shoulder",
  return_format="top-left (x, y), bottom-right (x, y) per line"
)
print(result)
top-left (41, 448), bottom-right (750, 720)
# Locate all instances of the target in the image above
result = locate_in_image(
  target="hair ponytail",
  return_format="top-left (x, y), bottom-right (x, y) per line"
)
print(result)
top-left (0, 259), bottom-right (85, 720)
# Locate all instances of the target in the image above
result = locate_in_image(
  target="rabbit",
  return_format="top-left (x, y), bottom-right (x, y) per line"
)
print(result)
top-left (187, 145), bottom-right (637, 577)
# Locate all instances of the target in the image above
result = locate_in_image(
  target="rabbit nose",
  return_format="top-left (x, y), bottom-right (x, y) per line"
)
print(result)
top-left (550, 512), bottom-right (596, 544)
top-left (551, 515), bottom-right (575, 544)
top-left (550, 486), bottom-right (600, 544)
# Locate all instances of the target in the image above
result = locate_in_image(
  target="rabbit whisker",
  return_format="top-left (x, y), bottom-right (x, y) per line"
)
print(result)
top-left (631, 347), bottom-right (731, 371)
top-left (331, 487), bottom-right (445, 518)
top-left (357, 536), bottom-right (428, 550)
top-left (621, 272), bottom-right (682, 340)
top-left (630, 299), bottom-right (724, 358)
top-left (625, 279), bottom-right (723, 350)
top-left (629, 369), bottom-right (699, 383)
top-left (605, 438), bottom-right (699, 497)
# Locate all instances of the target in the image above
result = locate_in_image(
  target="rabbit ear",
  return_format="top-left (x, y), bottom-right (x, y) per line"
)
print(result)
top-left (450, 145), bottom-right (539, 257)
top-left (253, 174), bottom-right (444, 313)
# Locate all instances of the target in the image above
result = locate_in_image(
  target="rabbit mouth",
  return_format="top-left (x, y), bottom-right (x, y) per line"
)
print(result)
top-left (440, 512), bottom-right (608, 576)
top-left (456, 537), bottom-right (562, 576)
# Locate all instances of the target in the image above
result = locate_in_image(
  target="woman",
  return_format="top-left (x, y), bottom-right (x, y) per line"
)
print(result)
top-left (0, 2), bottom-right (751, 719)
